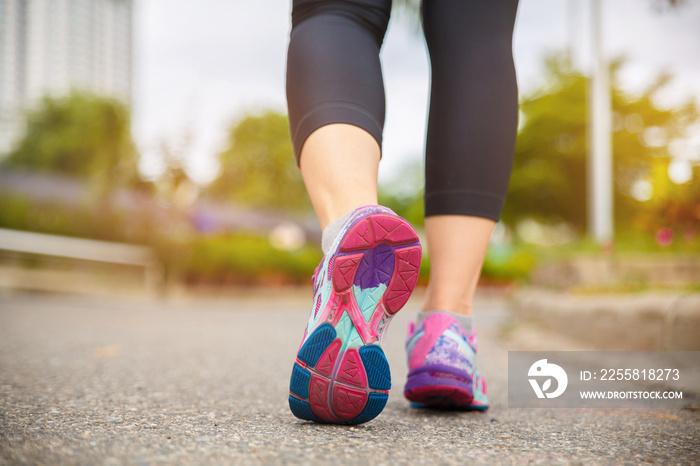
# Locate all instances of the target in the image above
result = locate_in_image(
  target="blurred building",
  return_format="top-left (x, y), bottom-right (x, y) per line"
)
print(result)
top-left (0, 0), bottom-right (133, 154)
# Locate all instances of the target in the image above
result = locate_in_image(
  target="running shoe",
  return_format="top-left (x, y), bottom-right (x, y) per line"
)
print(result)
top-left (288, 205), bottom-right (422, 424)
top-left (404, 311), bottom-right (488, 410)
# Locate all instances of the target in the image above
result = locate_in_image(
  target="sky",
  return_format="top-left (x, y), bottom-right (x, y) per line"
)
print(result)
top-left (133, 0), bottom-right (700, 185)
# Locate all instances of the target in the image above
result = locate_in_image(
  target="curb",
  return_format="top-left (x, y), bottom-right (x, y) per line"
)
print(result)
top-left (512, 288), bottom-right (700, 351)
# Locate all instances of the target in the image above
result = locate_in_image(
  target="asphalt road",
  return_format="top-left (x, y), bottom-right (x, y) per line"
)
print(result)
top-left (1, 290), bottom-right (698, 465)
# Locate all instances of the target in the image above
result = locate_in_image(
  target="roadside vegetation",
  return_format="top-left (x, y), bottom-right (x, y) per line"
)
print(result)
top-left (1, 52), bottom-right (698, 289)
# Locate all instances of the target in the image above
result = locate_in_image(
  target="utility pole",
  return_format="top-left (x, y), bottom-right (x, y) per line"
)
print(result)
top-left (588, 0), bottom-right (614, 242)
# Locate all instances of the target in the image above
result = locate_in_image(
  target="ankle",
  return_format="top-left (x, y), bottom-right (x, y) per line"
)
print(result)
top-left (421, 301), bottom-right (473, 316)
top-left (321, 209), bottom-right (355, 254)
top-left (417, 309), bottom-right (474, 335)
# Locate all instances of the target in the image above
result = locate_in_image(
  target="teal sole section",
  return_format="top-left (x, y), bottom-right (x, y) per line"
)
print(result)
top-left (289, 364), bottom-right (310, 399)
top-left (297, 323), bottom-right (336, 367)
top-left (359, 345), bottom-right (391, 390)
top-left (344, 392), bottom-right (389, 425)
top-left (289, 397), bottom-right (324, 422)
top-left (335, 311), bottom-right (362, 351)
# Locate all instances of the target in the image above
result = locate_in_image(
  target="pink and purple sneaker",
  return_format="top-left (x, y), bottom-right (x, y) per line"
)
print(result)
top-left (404, 311), bottom-right (489, 410)
top-left (289, 205), bottom-right (422, 424)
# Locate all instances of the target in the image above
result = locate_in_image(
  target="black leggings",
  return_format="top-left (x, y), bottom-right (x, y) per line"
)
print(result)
top-left (286, 0), bottom-right (519, 221)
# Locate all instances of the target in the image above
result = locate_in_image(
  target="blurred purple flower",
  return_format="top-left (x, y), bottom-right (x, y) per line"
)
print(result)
top-left (191, 209), bottom-right (220, 234)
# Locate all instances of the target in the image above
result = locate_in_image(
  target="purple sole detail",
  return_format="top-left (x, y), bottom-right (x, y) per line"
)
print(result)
top-left (407, 364), bottom-right (471, 380)
top-left (404, 364), bottom-right (483, 409)
top-left (405, 385), bottom-right (475, 408)
top-left (354, 243), bottom-right (395, 288)
top-left (404, 371), bottom-right (473, 393)
top-left (408, 391), bottom-right (481, 410)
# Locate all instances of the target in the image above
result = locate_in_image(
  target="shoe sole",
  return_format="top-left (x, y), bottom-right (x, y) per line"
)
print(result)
top-left (289, 213), bottom-right (421, 424)
top-left (405, 367), bottom-right (488, 411)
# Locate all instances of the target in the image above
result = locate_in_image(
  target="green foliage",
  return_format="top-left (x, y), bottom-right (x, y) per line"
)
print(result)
top-left (0, 195), bottom-right (32, 229)
top-left (210, 111), bottom-right (310, 213)
top-left (502, 54), bottom-right (698, 235)
top-left (4, 92), bottom-right (139, 193)
top-left (482, 244), bottom-right (538, 282)
top-left (414, 243), bottom-right (536, 285)
top-left (0, 193), bottom-right (138, 242)
top-left (0, 191), bottom-right (322, 285)
top-left (183, 234), bottom-right (322, 285)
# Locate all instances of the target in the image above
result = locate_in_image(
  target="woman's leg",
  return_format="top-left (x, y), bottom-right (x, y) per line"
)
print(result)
top-left (421, 0), bottom-right (520, 315)
top-left (286, 0), bottom-right (392, 230)
top-left (422, 215), bottom-right (495, 315)
top-left (299, 124), bottom-right (380, 231)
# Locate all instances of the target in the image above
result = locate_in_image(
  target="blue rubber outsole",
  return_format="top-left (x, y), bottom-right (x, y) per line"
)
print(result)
top-left (296, 323), bottom-right (336, 367)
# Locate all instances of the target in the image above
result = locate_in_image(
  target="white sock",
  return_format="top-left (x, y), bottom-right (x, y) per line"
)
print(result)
top-left (417, 309), bottom-right (473, 335)
top-left (321, 210), bottom-right (354, 255)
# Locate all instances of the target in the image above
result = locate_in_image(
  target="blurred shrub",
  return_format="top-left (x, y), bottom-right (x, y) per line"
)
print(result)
top-left (482, 244), bottom-right (537, 282)
top-left (0, 193), bottom-right (135, 242)
top-left (182, 234), bottom-right (322, 286)
top-left (4, 188), bottom-right (695, 288)
top-left (536, 229), bottom-right (699, 258)
top-left (0, 191), bottom-right (321, 286)
top-left (0, 195), bottom-right (32, 230)
top-left (414, 244), bottom-right (536, 286)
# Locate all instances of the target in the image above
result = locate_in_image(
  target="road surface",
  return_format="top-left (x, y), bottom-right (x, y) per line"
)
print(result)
top-left (1, 290), bottom-right (697, 464)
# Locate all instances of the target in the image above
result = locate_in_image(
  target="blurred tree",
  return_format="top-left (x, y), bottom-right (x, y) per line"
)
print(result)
top-left (154, 132), bottom-right (200, 210)
top-left (210, 110), bottom-right (310, 213)
top-left (4, 92), bottom-right (139, 195)
top-left (501, 54), bottom-right (698, 235)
